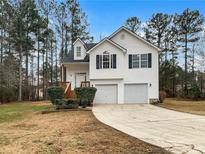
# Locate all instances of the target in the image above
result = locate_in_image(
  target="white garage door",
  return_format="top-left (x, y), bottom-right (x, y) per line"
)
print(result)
top-left (94, 84), bottom-right (117, 104)
top-left (124, 84), bottom-right (148, 103)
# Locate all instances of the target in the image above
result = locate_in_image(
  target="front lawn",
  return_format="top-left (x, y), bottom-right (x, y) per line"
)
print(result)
top-left (156, 98), bottom-right (205, 116)
top-left (0, 102), bottom-right (51, 123)
top-left (0, 102), bottom-right (169, 154)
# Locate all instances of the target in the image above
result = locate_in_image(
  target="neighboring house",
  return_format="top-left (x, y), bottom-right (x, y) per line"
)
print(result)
top-left (62, 26), bottom-right (160, 104)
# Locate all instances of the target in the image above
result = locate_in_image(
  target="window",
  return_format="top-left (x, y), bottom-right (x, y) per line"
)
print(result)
top-left (96, 51), bottom-right (117, 69)
top-left (141, 54), bottom-right (148, 68)
top-left (76, 46), bottom-right (81, 57)
top-left (103, 52), bottom-right (109, 68)
top-left (129, 53), bottom-right (151, 69)
top-left (132, 54), bottom-right (140, 68)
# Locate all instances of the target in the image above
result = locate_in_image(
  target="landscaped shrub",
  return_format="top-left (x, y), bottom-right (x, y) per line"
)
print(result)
top-left (189, 84), bottom-right (202, 100)
top-left (54, 99), bottom-right (79, 110)
top-left (47, 87), bottom-right (64, 104)
top-left (159, 90), bottom-right (166, 103)
top-left (74, 87), bottom-right (97, 107)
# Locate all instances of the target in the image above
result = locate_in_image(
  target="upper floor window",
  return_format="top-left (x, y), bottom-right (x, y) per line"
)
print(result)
top-left (129, 53), bottom-right (152, 69)
top-left (103, 51), bottom-right (110, 68)
top-left (132, 54), bottom-right (140, 68)
top-left (76, 46), bottom-right (81, 57)
top-left (141, 54), bottom-right (148, 68)
top-left (96, 51), bottom-right (117, 69)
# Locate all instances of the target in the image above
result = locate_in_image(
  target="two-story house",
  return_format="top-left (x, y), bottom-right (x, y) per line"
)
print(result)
top-left (61, 26), bottom-right (160, 104)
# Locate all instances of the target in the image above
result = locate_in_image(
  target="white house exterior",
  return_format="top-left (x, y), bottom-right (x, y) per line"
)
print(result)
top-left (62, 27), bottom-right (160, 104)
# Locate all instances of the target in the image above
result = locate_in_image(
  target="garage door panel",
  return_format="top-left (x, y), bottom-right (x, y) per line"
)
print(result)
top-left (94, 84), bottom-right (117, 104)
top-left (124, 84), bottom-right (148, 103)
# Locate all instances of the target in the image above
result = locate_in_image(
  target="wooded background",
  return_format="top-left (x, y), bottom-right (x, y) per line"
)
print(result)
top-left (0, 0), bottom-right (204, 102)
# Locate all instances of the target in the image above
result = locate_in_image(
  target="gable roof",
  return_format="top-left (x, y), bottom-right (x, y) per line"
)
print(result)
top-left (87, 38), bottom-right (127, 54)
top-left (109, 26), bottom-right (161, 52)
top-left (73, 38), bottom-right (87, 48)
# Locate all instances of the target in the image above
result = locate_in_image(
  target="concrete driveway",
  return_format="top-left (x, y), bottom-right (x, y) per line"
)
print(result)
top-left (92, 104), bottom-right (205, 154)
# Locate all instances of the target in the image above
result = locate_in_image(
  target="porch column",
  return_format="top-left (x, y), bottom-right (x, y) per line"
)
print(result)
top-left (61, 65), bottom-right (64, 82)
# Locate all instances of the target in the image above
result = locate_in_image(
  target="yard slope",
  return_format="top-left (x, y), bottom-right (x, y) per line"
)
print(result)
top-left (0, 102), bottom-right (170, 154)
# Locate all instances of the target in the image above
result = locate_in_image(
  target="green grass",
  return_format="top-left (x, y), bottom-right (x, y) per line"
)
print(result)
top-left (0, 102), bottom-right (51, 123)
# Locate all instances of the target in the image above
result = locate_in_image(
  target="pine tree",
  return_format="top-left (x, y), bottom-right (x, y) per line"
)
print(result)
top-left (175, 8), bottom-right (204, 94)
top-left (67, 0), bottom-right (91, 48)
top-left (38, 0), bottom-right (55, 99)
top-left (54, 2), bottom-right (67, 61)
top-left (125, 16), bottom-right (141, 34)
top-left (145, 13), bottom-right (171, 49)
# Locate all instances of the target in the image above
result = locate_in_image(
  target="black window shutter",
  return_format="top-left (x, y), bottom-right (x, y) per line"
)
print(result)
top-left (129, 54), bottom-right (132, 69)
top-left (113, 54), bottom-right (116, 69)
top-left (111, 55), bottom-right (113, 68)
top-left (96, 55), bottom-right (99, 69)
top-left (148, 53), bottom-right (152, 68)
top-left (99, 55), bottom-right (102, 69)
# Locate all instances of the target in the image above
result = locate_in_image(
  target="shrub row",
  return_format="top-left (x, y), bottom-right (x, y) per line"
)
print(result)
top-left (54, 99), bottom-right (79, 110)
top-left (74, 87), bottom-right (97, 107)
top-left (47, 86), bottom-right (97, 109)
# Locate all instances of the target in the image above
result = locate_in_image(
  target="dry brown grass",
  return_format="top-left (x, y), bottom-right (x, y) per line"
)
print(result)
top-left (157, 98), bottom-right (205, 116)
top-left (0, 103), bottom-right (169, 154)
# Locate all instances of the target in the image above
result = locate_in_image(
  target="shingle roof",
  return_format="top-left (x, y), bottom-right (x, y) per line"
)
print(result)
top-left (62, 53), bottom-right (89, 63)
top-left (85, 43), bottom-right (98, 50)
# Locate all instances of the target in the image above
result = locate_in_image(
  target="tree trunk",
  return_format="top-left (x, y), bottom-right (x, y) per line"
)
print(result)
top-left (37, 38), bottom-right (40, 100)
top-left (45, 45), bottom-right (48, 98)
top-left (61, 22), bottom-right (64, 61)
top-left (51, 39), bottom-right (53, 85)
top-left (71, 14), bottom-right (74, 51)
top-left (192, 44), bottom-right (195, 83)
top-left (25, 28), bottom-right (29, 100)
top-left (45, 16), bottom-right (49, 99)
top-left (55, 41), bottom-right (58, 85)
top-left (31, 55), bottom-right (34, 100)
top-left (184, 33), bottom-right (188, 94)
top-left (18, 45), bottom-right (23, 101)
top-left (65, 26), bottom-right (68, 56)
top-left (0, 29), bottom-right (3, 63)
top-left (42, 52), bottom-right (45, 99)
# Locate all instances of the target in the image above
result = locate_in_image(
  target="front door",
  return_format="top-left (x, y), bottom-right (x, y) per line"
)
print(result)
top-left (75, 73), bottom-right (86, 87)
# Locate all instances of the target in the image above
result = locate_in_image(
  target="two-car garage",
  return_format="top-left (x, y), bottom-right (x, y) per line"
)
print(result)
top-left (93, 83), bottom-right (148, 104)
